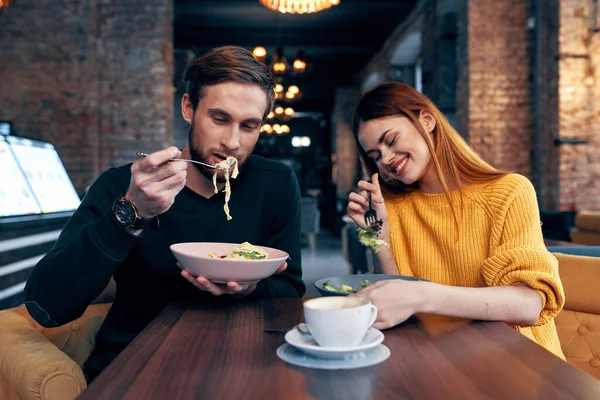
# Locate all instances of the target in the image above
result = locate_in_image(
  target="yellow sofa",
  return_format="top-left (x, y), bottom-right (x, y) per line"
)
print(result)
top-left (570, 211), bottom-right (600, 246)
top-left (554, 251), bottom-right (600, 378)
top-left (0, 280), bottom-right (114, 400)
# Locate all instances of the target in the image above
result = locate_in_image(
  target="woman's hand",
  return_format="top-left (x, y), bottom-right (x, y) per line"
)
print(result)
top-left (347, 173), bottom-right (389, 231)
top-left (351, 279), bottom-right (427, 330)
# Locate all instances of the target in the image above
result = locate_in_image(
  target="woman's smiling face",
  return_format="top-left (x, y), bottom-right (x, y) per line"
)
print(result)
top-left (358, 114), bottom-right (435, 187)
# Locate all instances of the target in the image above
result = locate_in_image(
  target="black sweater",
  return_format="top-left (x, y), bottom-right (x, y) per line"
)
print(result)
top-left (24, 155), bottom-right (305, 380)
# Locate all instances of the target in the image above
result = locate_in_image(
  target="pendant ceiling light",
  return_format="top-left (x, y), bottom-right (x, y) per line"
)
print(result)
top-left (258, 0), bottom-right (340, 14)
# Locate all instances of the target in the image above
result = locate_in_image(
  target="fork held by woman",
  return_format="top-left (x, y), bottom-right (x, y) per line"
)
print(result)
top-left (347, 173), bottom-right (388, 231)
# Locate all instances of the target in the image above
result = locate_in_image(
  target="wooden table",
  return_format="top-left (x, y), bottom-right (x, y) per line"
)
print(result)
top-left (80, 299), bottom-right (600, 400)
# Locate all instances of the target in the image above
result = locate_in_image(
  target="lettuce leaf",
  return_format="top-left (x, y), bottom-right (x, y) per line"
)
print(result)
top-left (357, 219), bottom-right (389, 253)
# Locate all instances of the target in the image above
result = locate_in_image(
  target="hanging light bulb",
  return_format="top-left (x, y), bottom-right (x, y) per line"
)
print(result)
top-left (267, 111), bottom-right (275, 120)
top-left (271, 46), bottom-right (288, 75)
top-left (252, 46), bottom-right (267, 62)
top-left (275, 106), bottom-right (284, 115)
top-left (293, 50), bottom-right (306, 73)
top-left (284, 107), bottom-right (295, 118)
top-left (262, 124), bottom-right (273, 134)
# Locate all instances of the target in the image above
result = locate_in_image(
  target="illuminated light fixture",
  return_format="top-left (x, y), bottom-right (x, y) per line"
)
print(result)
top-left (258, 0), bottom-right (340, 14)
top-left (253, 46), bottom-right (267, 62)
top-left (292, 136), bottom-right (311, 147)
top-left (284, 107), bottom-right (295, 117)
top-left (271, 46), bottom-right (288, 75)
top-left (293, 50), bottom-right (306, 73)
top-left (273, 61), bottom-right (287, 74)
top-left (261, 124), bottom-right (273, 134)
top-left (275, 106), bottom-right (284, 115)
top-left (275, 84), bottom-right (284, 93)
top-left (285, 91), bottom-right (295, 100)
top-left (288, 85), bottom-right (300, 94)
top-left (281, 124), bottom-right (291, 134)
top-left (267, 111), bottom-right (275, 120)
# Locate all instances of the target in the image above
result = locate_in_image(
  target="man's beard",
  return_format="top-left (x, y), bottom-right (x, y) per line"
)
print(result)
top-left (187, 120), bottom-right (250, 183)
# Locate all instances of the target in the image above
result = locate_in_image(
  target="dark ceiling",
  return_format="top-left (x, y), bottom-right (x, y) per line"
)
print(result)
top-left (173, 0), bottom-right (418, 113)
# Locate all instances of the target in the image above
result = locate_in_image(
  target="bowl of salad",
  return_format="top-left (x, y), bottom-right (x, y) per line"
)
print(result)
top-left (171, 241), bottom-right (288, 283)
top-left (314, 274), bottom-right (426, 297)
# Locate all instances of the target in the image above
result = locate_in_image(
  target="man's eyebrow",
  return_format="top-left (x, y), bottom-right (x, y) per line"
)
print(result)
top-left (209, 109), bottom-right (262, 125)
top-left (365, 128), bottom-right (392, 154)
top-left (242, 118), bottom-right (263, 125)
top-left (208, 108), bottom-right (232, 118)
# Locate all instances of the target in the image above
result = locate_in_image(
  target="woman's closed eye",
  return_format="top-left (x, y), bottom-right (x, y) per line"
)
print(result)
top-left (371, 153), bottom-right (381, 162)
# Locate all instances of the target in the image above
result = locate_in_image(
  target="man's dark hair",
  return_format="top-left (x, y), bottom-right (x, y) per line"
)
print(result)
top-left (182, 46), bottom-right (275, 120)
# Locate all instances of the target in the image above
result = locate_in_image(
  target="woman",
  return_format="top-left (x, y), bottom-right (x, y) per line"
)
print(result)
top-left (347, 82), bottom-right (565, 359)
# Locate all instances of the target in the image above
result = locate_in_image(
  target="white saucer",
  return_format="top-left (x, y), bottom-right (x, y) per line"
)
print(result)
top-left (284, 327), bottom-right (384, 359)
top-left (277, 343), bottom-right (390, 370)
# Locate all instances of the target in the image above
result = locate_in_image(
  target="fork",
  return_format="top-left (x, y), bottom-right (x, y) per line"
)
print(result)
top-left (136, 152), bottom-right (222, 170)
top-left (364, 188), bottom-right (378, 228)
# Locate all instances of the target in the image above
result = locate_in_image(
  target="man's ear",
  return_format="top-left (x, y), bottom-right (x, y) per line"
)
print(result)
top-left (181, 93), bottom-right (194, 124)
top-left (418, 110), bottom-right (436, 134)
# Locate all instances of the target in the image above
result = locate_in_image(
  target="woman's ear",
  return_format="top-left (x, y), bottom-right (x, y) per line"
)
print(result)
top-left (418, 110), bottom-right (436, 134)
top-left (181, 93), bottom-right (194, 124)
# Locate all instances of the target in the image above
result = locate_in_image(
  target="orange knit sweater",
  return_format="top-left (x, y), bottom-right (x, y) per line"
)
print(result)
top-left (384, 173), bottom-right (566, 359)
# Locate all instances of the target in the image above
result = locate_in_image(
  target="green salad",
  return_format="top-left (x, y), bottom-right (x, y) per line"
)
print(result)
top-left (322, 279), bottom-right (372, 293)
top-left (357, 219), bottom-right (389, 253)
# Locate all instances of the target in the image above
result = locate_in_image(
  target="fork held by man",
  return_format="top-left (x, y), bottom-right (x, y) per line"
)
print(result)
top-left (127, 147), bottom-right (188, 219)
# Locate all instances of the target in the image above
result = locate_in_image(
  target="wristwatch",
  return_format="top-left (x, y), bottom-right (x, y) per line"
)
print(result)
top-left (112, 196), bottom-right (155, 230)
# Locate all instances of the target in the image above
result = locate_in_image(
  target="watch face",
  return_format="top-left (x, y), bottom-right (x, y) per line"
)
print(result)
top-left (114, 199), bottom-right (136, 226)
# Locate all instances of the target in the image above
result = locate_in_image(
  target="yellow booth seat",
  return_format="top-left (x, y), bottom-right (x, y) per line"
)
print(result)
top-left (571, 211), bottom-right (600, 246)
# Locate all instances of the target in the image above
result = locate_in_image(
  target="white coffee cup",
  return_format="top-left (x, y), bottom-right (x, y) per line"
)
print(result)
top-left (303, 296), bottom-right (378, 348)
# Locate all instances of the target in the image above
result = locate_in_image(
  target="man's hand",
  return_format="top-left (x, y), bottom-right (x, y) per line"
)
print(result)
top-left (126, 147), bottom-right (187, 218)
top-left (180, 262), bottom-right (287, 297)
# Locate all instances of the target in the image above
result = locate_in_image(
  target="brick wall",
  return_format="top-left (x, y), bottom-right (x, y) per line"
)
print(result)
top-left (556, 0), bottom-right (600, 210)
top-left (463, 0), bottom-right (533, 178)
top-left (0, 1), bottom-right (173, 192)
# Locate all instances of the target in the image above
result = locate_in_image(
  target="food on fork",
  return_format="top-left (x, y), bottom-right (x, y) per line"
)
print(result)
top-left (207, 242), bottom-right (268, 260)
top-left (357, 219), bottom-right (389, 253)
top-left (212, 157), bottom-right (239, 220)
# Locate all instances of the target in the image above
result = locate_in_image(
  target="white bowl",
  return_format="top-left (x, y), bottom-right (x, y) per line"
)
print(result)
top-left (170, 242), bottom-right (289, 283)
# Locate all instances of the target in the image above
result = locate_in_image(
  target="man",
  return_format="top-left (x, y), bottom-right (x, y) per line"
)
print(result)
top-left (24, 46), bottom-right (305, 382)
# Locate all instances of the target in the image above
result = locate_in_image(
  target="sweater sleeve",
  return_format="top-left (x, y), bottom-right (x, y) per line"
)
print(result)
top-left (480, 175), bottom-right (565, 326)
top-left (247, 166), bottom-right (305, 299)
top-left (24, 167), bottom-right (139, 327)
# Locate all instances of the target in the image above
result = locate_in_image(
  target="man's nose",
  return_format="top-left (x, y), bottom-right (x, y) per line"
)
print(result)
top-left (222, 126), bottom-right (241, 151)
